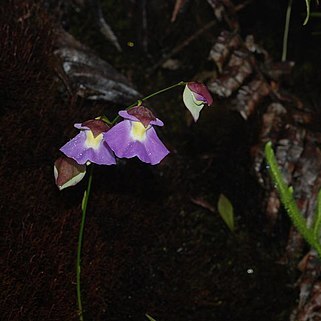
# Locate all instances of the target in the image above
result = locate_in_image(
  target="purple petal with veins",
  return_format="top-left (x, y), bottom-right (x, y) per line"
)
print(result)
top-left (105, 119), bottom-right (169, 165)
top-left (60, 130), bottom-right (116, 165)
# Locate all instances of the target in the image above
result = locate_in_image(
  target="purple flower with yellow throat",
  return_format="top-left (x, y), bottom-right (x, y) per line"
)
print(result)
top-left (104, 106), bottom-right (169, 165)
top-left (183, 82), bottom-right (213, 122)
top-left (60, 119), bottom-right (116, 165)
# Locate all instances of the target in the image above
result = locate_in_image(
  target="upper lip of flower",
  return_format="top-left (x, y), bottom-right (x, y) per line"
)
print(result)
top-left (119, 109), bottom-right (164, 127)
top-left (187, 82), bottom-right (213, 106)
top-left (75, 119), bottom-right (111, 137)
top-left (127, 105), bottom-right (156, 127)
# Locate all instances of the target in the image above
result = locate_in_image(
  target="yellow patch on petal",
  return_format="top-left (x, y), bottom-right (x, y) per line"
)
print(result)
top-left (85, 131), bottom-right (103, 149)
top-left (130, 121), bottom-right (148, 141)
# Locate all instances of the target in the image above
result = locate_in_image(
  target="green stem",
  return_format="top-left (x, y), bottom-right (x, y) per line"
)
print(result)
top-left (111, 81), bottom-right (186, 124)
top-left (76, 165), bottom-right (94, 321)
top-left (303, 0), bottom-right (311, 25)
top-left (264, 141), bottom-right (321, 257)
top-left (282, 0), bottom-right (293, 62)
top-left (140, 81), bottom-right (186, 102)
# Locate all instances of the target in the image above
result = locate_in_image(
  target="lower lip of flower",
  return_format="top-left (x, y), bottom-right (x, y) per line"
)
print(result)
top-left (192, 93), bottom-right (206, 106)
top-left (85, 131), bottom-right (103, 149)
top-left (130, 121), bottom-right (149, 141)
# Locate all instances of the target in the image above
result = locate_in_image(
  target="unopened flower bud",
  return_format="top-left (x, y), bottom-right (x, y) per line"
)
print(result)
top-left (183, 82), bottom-right (213, 122)
top-left (54, 156), bottom-right (86, 190)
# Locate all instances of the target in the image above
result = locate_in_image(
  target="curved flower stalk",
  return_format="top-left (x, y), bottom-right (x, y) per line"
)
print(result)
top-left (183, 82), bottom-right (213, 122)
top-left (60, 119), bottom-right (116, 165)
top-left (105, 106), bottom-right (169, 165)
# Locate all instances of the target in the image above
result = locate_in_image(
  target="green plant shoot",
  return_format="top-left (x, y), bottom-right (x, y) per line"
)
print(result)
top-left (264, 141), bottom-right (321, 257)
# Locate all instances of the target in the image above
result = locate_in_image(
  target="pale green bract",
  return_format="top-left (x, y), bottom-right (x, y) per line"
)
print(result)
top-left (182, 85), bottom-right (204, 122)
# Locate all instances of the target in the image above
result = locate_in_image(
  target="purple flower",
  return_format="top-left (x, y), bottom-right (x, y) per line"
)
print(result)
top-left (60, 119), bottom-right (116, 165)
top-left (183, 82), bottom-right (213, 122)
top-left (104, 106), bottom-right (169, 165)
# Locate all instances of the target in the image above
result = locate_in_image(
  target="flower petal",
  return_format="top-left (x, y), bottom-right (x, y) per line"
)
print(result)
top-left (119, 109), bottom-right (164, 127)
top-left (104, 120), bottom-right (135, 158)
top-left (150, 118), bottom-right (164, 127)
top-left (83, 141), bottom-right (116, 165)
top-left (60, 131), bottom-right (88, 164)
top-left (119, 110), bottom-right (140, 122)
top-left (127, 106), bottom-right (156, 127)
top-left (60, 131), bottom-right (116, 165)
top-left (142, 127), bottom-right (170, 164)
top-left (105, 120), bottom-right (169, 164)
top-left (187, 82), bottom-right (213, 106)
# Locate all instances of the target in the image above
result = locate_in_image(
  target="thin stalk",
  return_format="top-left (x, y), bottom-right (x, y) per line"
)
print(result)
top-left (303, 0), bottom-right (311, 25)
top-left (140, 81), bottom-right (186, 102)
top-left (111, 81), bottom-right (186, 124)
top-left (76, 165), bottom-right (94, 321)
top-left (282, 0), bottom-right (293, 61)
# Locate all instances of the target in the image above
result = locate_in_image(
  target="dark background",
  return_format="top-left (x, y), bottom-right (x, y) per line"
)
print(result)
top-left (1, 0), bottom-right (321, 320)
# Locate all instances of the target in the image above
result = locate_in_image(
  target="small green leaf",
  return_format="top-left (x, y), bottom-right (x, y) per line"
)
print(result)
top-left (217, 194), bottom-right (235, 232)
